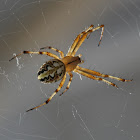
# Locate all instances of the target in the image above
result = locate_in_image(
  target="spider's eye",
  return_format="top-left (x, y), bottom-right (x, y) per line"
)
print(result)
top-left (77, 56), bottom-right (82, 63)
top-left (79, 57), bottom-right (81, 61)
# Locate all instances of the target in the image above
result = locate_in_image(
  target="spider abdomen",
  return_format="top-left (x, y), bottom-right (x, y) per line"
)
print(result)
top-left (37, 59), bottom-right (66, 83)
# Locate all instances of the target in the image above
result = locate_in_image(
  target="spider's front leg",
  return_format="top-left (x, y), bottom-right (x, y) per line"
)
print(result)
top-left (71, 25), bottom-right (104, 56)
top-left (67, 25), bottom-right (94, 56)
top-left (68, 24), bottom-right (104, 57)
top-left (26, 73), bottom-right (67, 112)
top-left (93, 25), bottom-right (104, 46)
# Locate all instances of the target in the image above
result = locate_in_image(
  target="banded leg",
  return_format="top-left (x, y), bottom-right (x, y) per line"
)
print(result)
top-left (70, 25), bottom-right (104, 56)
top-left (9, 50), bottom-right (60, 61)
top-left (26, 73), bottom-right (67, 112)
top-left (40, 46), bottom-right (64, 58)
top-left (59, 72), bottom-right (73, 96)
top-left (94, 25), bottom-right (104, 46)
top-left (74, 69), bottom-right (118, 88)
top-left (67, 25), bottom-right (94, 56)
top-left (76, 66), bottom-right (132, 82)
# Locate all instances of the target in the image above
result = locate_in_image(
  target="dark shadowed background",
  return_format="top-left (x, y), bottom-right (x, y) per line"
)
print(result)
top-left (0, 0), bottom-right (140, 140)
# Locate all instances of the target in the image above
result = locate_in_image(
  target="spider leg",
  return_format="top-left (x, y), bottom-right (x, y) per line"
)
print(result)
top-left (76, 66), bottom-right (132, 82)
top-left (9, 50), bottom-right (60, 61)
top-left (40, 46), bottom-right (64, 58)
top-left (59, 72), bottom-right (73, 96)
top-left (70, 25), bottom-right (104, 56)
top-left (67, 25), bottom-right (94, 56)
top-left (26, 73), bottom-right (67, 112)
top-left (74, 69), bottom-right (118, 88)
top-left (94, 25), bottom-right (104, 46)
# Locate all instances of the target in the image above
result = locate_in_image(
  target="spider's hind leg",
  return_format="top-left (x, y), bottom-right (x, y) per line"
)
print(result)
top-left (26, 73), bottom-right (67, 112)
top-left (59, 72), bottom-right (73, 96)
top-left (40, 46), bottom-right (64, 58)
top-left (9, 50), bottom-right (60, 61)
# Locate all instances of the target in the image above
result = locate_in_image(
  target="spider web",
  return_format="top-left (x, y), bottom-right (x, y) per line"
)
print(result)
top-left (0, 0), bottom-right (139, 140)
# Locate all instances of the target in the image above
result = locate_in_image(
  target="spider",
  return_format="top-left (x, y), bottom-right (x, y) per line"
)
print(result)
top-left (9, 24), bottom-right (132, 112)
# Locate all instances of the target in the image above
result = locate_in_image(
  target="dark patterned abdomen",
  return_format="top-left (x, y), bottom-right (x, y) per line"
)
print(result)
top-left (37, 59), bottom-right (66, 83)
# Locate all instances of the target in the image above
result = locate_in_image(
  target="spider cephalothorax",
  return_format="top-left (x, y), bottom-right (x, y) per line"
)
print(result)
top-left (9, 24), bottom-right (132, 112)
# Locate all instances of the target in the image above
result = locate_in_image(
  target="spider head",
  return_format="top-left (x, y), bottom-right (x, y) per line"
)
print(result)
top-left (62, 56), bottom-right (82, 72)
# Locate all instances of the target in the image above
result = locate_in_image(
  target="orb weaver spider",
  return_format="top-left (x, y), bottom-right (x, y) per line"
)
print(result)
top-left (9, 24), bottom-right (132, 112)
